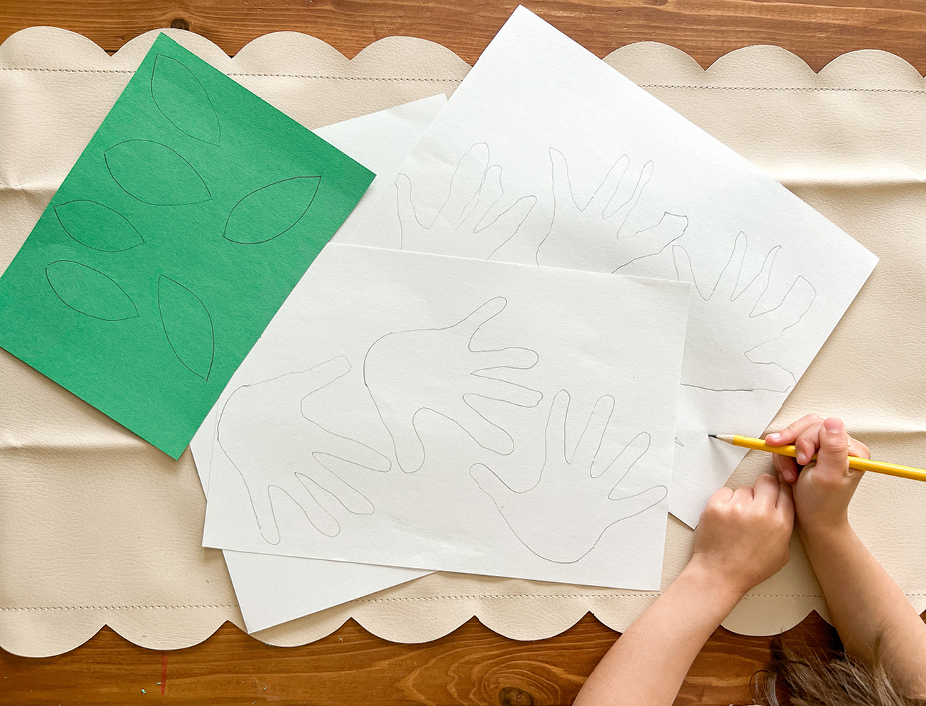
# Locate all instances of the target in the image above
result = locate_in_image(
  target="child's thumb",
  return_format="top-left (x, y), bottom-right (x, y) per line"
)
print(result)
top-left (813, 417), bottom-right (850, 480)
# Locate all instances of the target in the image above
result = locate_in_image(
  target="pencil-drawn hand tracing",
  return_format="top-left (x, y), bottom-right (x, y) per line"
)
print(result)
top-left (470, 389), bottom-right (667, 563)
top-left (363, 296), bottom-right (543, 473)
top-left (396, 143), bottom-right (537, 260)
top-left (673, 233), bottom-right (817, 393)
top-left (536, 148), bottom-right (688, 272)
top-left (217, 356), bottom-right (391, 544)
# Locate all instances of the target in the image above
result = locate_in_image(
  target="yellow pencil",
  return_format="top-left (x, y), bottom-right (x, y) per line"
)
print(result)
top-left (709, 434), bottom-right (926, 483)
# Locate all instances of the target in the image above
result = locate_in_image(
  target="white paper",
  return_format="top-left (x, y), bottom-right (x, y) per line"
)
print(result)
top-left (202, 243), bottom-right (690, 589)
top-left (190, 96), bottom-right (445, 633)
top-left (347, 7), bottom-right (879, 526)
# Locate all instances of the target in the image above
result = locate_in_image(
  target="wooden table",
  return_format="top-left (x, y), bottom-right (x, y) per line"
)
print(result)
top-left (1, 2), bottom-right (923, 704)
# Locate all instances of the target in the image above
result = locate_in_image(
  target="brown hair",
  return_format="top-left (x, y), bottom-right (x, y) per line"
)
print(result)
top-left (753, 640), bottom-right (926, 706)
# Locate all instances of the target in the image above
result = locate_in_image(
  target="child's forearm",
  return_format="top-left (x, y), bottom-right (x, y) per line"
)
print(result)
top-left (573, 560), bottom-right (742, 706)
top-left (573, 474), bottom-right (792, 705)
top-left (802, 522), bottom-right (926, 697)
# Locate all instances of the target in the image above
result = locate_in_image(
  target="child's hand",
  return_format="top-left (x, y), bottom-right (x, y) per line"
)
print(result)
top-left (691, 474), bottom-right (794, 599)
top-left (765, 415), bottom-right (869, 535)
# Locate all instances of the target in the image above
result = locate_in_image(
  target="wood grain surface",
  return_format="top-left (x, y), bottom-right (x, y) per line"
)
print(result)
top-left (0, 614), bottom-right (842, 705)
top-left (1, 1), bottom-right (926, 72)
top-left (1, 1), bottom-right (923, 704)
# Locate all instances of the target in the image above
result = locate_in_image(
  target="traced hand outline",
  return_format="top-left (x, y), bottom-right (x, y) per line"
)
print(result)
top-left (396, 143), bottom-right (537, 260)
top-left (673, 232), bottom-right (817, 393)
top-left (536, 148), bottom-right (688, 272)
top-left (363, 296), bottom-right (543, 474)
top-left (470, 390), bottom-right (668, 563)
top-left (217, 356), bottom-right (391, 544)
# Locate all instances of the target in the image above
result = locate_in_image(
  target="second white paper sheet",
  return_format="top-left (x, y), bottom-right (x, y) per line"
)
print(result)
top-left (191, 96), bottom-right (445, 632)
top-left (347, 6), bottom-right (879, 526)
top-left (202, 244), bottom-right (691, 589)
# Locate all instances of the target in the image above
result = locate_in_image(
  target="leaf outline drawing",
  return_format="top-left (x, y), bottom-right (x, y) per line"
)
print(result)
top-left (672, 233), bottom-right (817, 393)
top-left (363, 296), bottom-right (543, 474)
top-left (470, 389), bottom-right (667, 564)
top-left (104, 140), bottom-right (212, 206)
top-left (223, 176), bottom-right (322, 244)
top-left (150, 53), bottom-right (221, 145)
top-left (45, 260), bottom-right (139, 321)
top-left (157, 275), bottom-right (215, 381)
top-left (216, 356), bottom-right (391, 543)
top-left (54, 200), bottom-right (145, 252)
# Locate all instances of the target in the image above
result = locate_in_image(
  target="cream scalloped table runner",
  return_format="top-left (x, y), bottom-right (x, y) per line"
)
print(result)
top-left (1, 26), bottom-right (924, 658)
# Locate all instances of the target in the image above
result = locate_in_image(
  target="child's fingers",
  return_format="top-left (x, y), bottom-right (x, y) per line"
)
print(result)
top-left (812, 417), bottom-right (851, 481)
top-left (766, 414), bottom-right (824, 446)
top-left (794, 430), bottom-right (822, 465)
top-left (731, 486), bottom-right (754, 506)
top-left (848, 437), bottom-right (871, 461)
top-left (792, 418), bottom-right (839, 464)
top-left (753, 473), bottom-right (780, 509)
top-left (770, 418), bottom-right (868, 483)
top-left (774, 452), bottom-right (800, 483)
top-left (776, 481), bottom-right (795, 519)
top-left (797, 429), bottom-right (868, 466)
top-left (708, 486), bottom-right (735, 507)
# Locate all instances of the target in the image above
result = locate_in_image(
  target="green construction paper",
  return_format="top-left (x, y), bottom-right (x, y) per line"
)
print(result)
top-left (0, 34), bottom-right (375, 458)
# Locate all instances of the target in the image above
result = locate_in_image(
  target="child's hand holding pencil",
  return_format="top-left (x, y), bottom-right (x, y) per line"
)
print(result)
top-left (765, 415), bottom-right (869, 534)
top-left (710, 418), bottom-right (926, 483)
top-left (712, 414), bottom-right (926, 534)
top-left (712, 413), bottom-right (926, 536)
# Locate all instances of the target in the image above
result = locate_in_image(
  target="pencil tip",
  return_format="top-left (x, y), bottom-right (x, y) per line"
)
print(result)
top-left (707, 433), bottom-right (717, 438)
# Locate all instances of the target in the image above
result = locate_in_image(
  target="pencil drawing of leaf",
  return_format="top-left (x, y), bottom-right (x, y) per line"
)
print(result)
top-left (54, 200), bottom-right (145, 252)
top-left (158, 276), bottom-right (215, 381)
top-left (45, 260), bottom-right (138, 321)
top-left (105, 140), bottom-right (211, 205)
top-left (223, 176), bottom-right (321, 244)
top-left (150, 54), bottom-right (220, 145)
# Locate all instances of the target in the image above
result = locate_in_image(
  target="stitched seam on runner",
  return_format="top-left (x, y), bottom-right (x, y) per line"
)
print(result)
top-left (228, 73), bottom-right (461, 82)
top-left (6, 593), bottom-right (926, 609)
top-left (0, 67), bottom-right (461, 82)
top-left (357, 592), bottom-right (926, 602)
top-left (638, 83), bottom-right (926, 94)
top-left (0, 67), bottom-right (922, 92)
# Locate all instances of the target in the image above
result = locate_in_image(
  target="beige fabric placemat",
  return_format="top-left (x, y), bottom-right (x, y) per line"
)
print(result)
top-left (1, 27), bottom-right (924, 658)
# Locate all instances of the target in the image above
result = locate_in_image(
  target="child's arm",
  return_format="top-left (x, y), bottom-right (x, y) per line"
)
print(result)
top-left (573, 474), bottom-right (793, 706)
top-left (767, 415), bottom-right (926, 697)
